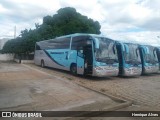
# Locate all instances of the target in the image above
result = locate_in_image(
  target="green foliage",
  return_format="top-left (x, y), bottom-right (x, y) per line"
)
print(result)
top-left (2, 7), bottom-right (101, 54)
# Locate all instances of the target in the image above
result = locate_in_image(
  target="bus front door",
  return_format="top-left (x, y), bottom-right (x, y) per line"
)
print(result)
top-left (84, 45), bottom-right (93, 75)
top-left (77, 45), bottom-right (93, 75)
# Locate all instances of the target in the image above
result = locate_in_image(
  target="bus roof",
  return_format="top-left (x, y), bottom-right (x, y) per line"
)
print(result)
top-left (36, 33), bottom-right (115, 43)
top-left (56, 33), bottom-right (103, 38)
top-left (116, 41), bottom-right (157, 48)
top-left (116, 41), bottom-right (139, 46)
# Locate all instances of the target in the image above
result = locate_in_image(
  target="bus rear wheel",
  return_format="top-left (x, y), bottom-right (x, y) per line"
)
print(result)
top-left (41, 60), bottom-right (45, 68)
top-left (70, 64), bottom-right (77, 75)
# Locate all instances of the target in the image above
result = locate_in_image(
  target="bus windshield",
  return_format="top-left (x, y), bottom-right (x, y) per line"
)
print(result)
top-left (125, 44), bottom-right (141, 64)
top-left (145, 46), bottom-right (158, 63)
top-left (95, 37), bottom-right (118, 64)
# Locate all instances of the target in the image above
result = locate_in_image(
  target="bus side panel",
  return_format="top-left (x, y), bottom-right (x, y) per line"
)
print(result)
top-left (45, 49), bottom-right (79, 71)
top-left (76, 52), bottom-right (84, 75)
top-left (68, 50), bottom-right (78, 70)
top-left (45, 49), bottom-right (69, 71)
top-left (34, 50), bottom-right (67, 71)
top-left (34, 50), bottom-right (45, 66)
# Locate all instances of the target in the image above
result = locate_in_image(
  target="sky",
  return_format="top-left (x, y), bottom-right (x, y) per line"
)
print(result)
top-left (0, 0), bottom-right (160, 46)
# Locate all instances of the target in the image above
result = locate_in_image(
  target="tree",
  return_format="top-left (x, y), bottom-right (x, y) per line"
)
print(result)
top-left (43, 7), bottom-right (101, 36)
top-left (2, 7), bottom-right (101, 55)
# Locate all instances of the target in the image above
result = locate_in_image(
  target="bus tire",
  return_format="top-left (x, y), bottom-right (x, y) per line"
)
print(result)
top-left (41, 60), bottom-right (45, 68)
top-left (70, 64), bottom-right (77, 75)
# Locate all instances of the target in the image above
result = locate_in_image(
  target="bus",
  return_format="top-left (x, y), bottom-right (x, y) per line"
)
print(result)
top-left (139, 45), bottom-right (159, 74)
top-left (34, 33), bottom-right (119, 77)
top-left (156, 47), bottom-right (160, 70)
top-left (116, 42), bottom-right (142, 76)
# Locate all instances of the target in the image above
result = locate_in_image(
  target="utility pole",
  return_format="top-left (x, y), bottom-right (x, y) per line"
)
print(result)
top-left (14, 26), bottom-right (16, 39)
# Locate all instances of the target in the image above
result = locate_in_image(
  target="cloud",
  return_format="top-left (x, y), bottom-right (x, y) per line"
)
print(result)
top-left (0, 0), bottom-right (160, 46)
top-left (1, 0), bottom-right (48, 22)
top-left (0, 0), bottom-right (61, 38)
top-left (0, 4), bottom-right (8, 13)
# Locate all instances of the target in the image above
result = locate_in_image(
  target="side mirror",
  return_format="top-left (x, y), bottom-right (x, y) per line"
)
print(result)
top-left (145, 47), bottom-right (149, 54)
top-left (113, 43), bottom-right (116, 54)
top-left (153, 49), bottom-right (156, 57)
top-left (94, 38), bottom-right (99, 49)
top-left (124, 44), bottom-right (129, 54)
top-left (136, 48), bottom-right (139, 57)
top-left (121, 43), bottom-right (125, 52)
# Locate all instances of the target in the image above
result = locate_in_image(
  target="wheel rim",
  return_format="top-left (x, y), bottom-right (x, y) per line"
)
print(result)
top-left (71, 65), bottom-right (77, 74)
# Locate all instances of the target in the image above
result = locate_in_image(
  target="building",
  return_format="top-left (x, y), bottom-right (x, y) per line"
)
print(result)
top-left (0, 38), bottom-right (14, 61)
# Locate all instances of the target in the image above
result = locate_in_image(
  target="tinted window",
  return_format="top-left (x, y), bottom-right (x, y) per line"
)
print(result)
top-left (71, 36), bottom-right (91, 50)
top-left (38, 37), bottom-right (71, 49)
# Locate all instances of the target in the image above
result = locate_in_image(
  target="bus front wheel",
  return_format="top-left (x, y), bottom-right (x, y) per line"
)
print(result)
top-left (70, 64), bottom-right (77, 75)
top-left (41, 60), bottom-right (45, 68)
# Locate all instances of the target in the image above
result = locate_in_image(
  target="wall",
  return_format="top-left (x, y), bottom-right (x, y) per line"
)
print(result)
top-left (0, 54), bottom-right (14, 61)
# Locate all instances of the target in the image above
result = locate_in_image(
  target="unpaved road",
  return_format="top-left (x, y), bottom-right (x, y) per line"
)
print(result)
top-left (27, 63), bottom-right (160, 111)
top-left (0, 62), bottom-right (125, 112)
top-left (0, 62), bottom-right (160, 120)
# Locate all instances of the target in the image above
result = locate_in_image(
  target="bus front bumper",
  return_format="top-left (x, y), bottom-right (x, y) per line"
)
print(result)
top-left (144, 66), bottom-right (159, 74)
top-left (123, 67), bottom-right (142, 76)
top-left (93, 66), bottom-right (119, 77)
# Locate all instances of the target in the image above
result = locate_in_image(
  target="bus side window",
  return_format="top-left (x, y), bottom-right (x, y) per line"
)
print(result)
top-left (153, 49), bottom-right (157, 58)
top-left (136, 48), bottom-right (139, 57)
top-left (77, 48), bottom-right (84, 58)
top-left (112, 43), bottom-right (116, 54)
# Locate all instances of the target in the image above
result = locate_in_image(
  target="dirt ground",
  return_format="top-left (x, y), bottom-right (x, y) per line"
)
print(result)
top-left (0, 61), bottom-right (160, 120)
top-left (27, 63), bottom-right (160, 111)
top-left (0, 61), bottom-right (133, 120)
top-left (27, 63), bottom-right (160, 120)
